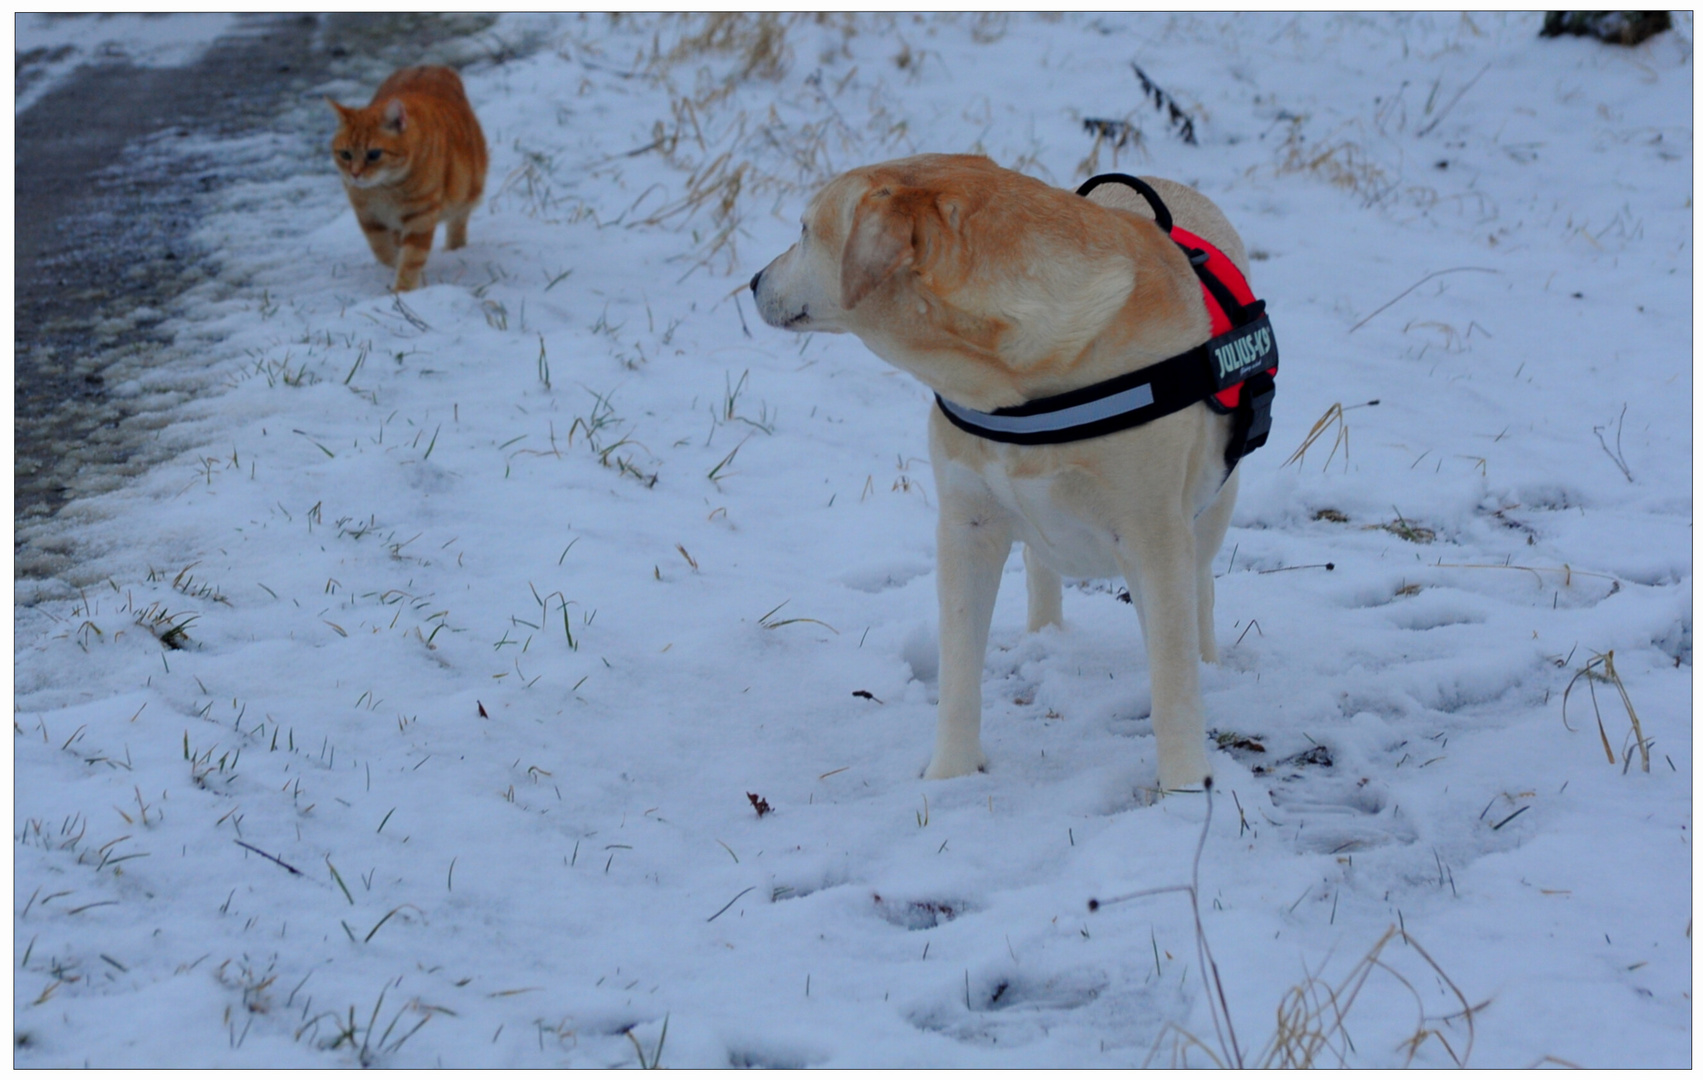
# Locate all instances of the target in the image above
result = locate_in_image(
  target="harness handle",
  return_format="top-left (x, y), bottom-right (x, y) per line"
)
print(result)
top-left (1075, 172), bottom-right (1173, 235)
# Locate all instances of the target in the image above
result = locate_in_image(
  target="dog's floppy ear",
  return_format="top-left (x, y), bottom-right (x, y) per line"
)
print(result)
top-left (840, 186), bottom-right (932, 310)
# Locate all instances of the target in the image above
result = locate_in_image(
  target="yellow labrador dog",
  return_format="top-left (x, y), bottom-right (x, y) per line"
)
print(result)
top-left (752, 154), bottom-right (1271, 791)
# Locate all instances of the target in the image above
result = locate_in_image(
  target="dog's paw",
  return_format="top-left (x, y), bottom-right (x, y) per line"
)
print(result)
top-left (1156, 754), bottom-right (1211, 794)
top-left (923, 746), bottom-right (987, 780)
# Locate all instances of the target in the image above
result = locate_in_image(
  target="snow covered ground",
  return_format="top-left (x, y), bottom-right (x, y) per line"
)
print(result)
top-left (13, 12), bottom-right (1692, 1068)
top-left (13, 13), bottom-right (245, 115)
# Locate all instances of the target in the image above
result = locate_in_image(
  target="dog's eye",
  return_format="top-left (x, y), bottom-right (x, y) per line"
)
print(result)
top-left (800, 222), bottom-right (809, 238)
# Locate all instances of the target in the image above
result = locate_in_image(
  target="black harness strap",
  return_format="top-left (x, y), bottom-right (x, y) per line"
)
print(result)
top-left (936, 341), bottom-right (1222, 446)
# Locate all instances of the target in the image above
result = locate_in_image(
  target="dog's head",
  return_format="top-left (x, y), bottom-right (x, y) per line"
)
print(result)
top-left (751, 154), bottom-right (1191, 406)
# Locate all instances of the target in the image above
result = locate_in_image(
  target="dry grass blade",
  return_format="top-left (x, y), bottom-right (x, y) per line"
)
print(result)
top-left (1077, 116), bottom-right (1144, 179)
top-left (1097, 786), bottom-right (1479, 1068)
top-left (631, 151), bottom-right (748, 229)
top-left (1349, 267), bottom-right (1501, 334)
top-left (625, 1013), bottom-right (670, 1069)
top-left (1561, 650), bottom-right (1649, 771)
top-left (653, 13), bottom-right (793, 81)
top-left (1431, 561), bottom-right (1618, 589)
top-left (364, 903), bottom-right (424, 943)
top-left (1142, 1020), bottom-right (1227, 1069)
top-left (754, 598), bottom-right (839, 634)
top-left (1377, 507), bottom-right (1436, 544)
top-left (614, 14), bottom-right (905, 281)
top-left (135, 602), bottom-right (198, 650)
top-left (1272, 119), bottom-right (1394, 206)
top-left (1283, 402), bottom-right (1349, 472)
top-left (1254, 925), bottom-right (1480, 1068)
top-left (706, 436), bottom-right (750, 485)
top-left (765, 616), bottom-right (839, 634)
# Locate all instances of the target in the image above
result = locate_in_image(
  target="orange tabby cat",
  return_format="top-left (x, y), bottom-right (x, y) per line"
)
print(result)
top-left (328, 66), bottom-right (488, 292)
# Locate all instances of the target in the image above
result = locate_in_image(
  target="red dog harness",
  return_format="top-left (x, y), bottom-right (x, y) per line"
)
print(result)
top-left (935, 173), bottom-right (1277, 475)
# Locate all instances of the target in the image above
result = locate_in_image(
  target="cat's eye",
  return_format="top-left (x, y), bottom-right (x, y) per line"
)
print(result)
top-left (338, 150), bottom-right (352, 161)
top-left (366, 149), bottom-right (382, 162)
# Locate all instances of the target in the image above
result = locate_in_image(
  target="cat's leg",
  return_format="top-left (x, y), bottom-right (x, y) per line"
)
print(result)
top-left (358, 216), bottom-right (397, 268)
top-left (393, 222), bottom-right (438, 292)
top-left (443, 205), bottom-right (471, 251)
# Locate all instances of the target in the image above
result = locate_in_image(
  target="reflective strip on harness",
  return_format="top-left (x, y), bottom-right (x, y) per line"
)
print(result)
top-left (934, 312), bottom-right (1276, 446)
top-left (937, 381), bottom-right (1153, 436)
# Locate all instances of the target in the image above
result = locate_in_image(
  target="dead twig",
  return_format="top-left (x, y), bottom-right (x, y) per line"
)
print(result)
top-left (234, 840), bottom-right (302, 876)
top-left (1592, 404), bottom-right (1634, 483)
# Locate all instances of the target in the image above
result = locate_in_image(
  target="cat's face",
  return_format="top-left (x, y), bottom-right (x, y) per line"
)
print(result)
top-left (328, 99), bottom-right (412, 189)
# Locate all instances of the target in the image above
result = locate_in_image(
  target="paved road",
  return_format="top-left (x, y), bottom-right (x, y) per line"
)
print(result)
top-left (15, 13), bottom-right (504, 581)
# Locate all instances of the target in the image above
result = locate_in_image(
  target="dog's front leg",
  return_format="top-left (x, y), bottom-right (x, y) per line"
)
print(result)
top-left (1113, 528), bottom-right (1212, 792)
top-left (927, 490), bottom-right (1014, 779)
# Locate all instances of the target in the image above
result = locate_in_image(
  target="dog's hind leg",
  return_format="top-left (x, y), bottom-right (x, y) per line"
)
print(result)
top-left (1023, 544), bottom-right (1064, 632)
top-left (1192, 469), bottom-right (1238, 664)
top-left (926, 493), bottom-right (1014, 779)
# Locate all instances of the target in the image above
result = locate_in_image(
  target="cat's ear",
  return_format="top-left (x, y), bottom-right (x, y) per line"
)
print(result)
top-left (381, 98), bottom-right (407, 133)
top-left (326, 97), bottom-right (354, 122)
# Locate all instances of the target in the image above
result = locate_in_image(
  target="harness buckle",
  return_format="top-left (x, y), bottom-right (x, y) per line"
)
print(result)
top-left (1239, 372), bottom-right (1276, 455)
